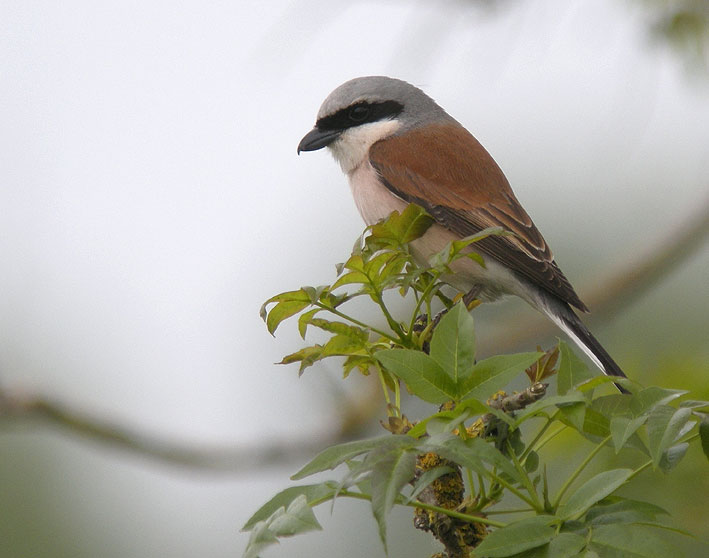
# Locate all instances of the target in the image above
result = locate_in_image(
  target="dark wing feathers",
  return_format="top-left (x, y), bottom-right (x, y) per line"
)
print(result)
top-left (369, 123), bottom-right (588, 312)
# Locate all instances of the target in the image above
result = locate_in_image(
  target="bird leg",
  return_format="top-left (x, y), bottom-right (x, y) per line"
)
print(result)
top-left (462, 285), bottom-right (483, 309)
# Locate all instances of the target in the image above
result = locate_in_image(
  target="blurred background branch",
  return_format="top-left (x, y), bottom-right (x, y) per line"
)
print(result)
top-left (0, 382), bottom-right (377, 473)
top-left (2, 197), bottom-right (706, 471)
top-left (493, 196), bottom-right (709, 354)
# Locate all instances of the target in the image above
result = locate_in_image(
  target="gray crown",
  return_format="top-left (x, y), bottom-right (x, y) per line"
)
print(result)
top-left (316, 76), bottom-right (457, 131)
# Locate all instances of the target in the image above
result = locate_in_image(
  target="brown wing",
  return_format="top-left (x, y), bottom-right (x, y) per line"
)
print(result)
top-left (369, 122), bottom-right (588, 311)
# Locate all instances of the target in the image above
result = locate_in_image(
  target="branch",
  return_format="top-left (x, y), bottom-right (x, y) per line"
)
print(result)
top-left (491, 197), bottom-right (709, 353)
top-left (0, 387), bottom-right (355, 472)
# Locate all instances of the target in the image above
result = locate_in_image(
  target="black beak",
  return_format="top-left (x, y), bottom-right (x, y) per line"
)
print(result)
top-left (297, 127), bottom-right (342, 154)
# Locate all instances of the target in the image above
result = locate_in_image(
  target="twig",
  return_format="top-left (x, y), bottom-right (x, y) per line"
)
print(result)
top-left (0, 388), bottom-right (340, 473)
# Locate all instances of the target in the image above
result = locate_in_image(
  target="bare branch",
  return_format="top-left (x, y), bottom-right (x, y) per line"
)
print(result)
top-left (0, 388), bottom-right (339, 472)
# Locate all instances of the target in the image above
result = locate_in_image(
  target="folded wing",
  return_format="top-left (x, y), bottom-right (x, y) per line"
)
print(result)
top-left (369, 122), bottom-right (588, 312)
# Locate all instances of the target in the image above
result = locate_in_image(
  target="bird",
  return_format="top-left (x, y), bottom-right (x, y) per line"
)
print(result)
top-left (297, 76), bottom-right (628, 391)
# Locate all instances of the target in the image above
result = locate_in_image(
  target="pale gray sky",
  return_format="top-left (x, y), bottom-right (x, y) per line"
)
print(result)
top-left (1, 1), bottom-right (707, 557)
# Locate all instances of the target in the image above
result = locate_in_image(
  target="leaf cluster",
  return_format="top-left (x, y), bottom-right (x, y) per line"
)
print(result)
top-left (260, 204), bottom-right (506, 380)
top-left (251, 205), bottom-right (709, 558)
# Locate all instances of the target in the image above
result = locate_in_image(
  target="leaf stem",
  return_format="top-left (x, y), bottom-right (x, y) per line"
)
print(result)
top-left (485, 507), bottom-right (535, 515)
top-left (394, 377), bottom-right (401, 412)
top-left (406, 500), bottom-right (507, 528)
top-left (325, 490), bottom-right (507, 528)
top-left (534, 424), bottom-right (568, 453)
top-left (376, 365), bottom-right (393, 409)
top-left (477, 472), bottom-right (487, 503)
top-left (520, 410), bottom-right (559, 462)
top-left (372, 291), bottom-right (407, 342)
top-left (407, 271), bottom-right (442, 335)
top-left (626, 432), bottom-right (700, 484)
top-left (507, 441), bottom-right (543, 511)
top-left (551, 434), bottom-right (611, 509)
top-left (485, 470), bottom-right (540, 510)
top-left (314, 302), bottom-right (397, 342)
top-left (457, 427), bottom-right (477, 498)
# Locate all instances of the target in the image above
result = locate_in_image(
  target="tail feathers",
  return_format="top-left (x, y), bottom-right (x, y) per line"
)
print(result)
top-left (544, 302), bottom-right (630, 394)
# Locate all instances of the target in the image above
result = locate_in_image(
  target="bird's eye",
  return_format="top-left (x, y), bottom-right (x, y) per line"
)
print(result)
top-left (348, 105), bottom-right (369, 122)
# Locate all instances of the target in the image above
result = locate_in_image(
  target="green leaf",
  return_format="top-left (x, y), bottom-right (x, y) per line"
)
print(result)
top-left (557, 341), bottom-right (594, 395)
top-left (433, 227), bottom-right (508, 269)
top-left (375, 349), bottom-right (459, 404)
top-left (512, 393), bottom-right (588, 428)
top-left (308, 320), bottom-right (369, 343)
top-left (300, 285), bottom-right (328, 303)
top-left (524, 451), bottom-right (539, 474)
top-left (342, 355), bottom-right (374, 377)
top-left (342, 254), bottom-right (365, 272)
top-left (268, 494), bottom-right (321, 536)
top-left (589, 524), bottom-right (677, 558)
top-left (242, 483), bottom-right (337, 531)
top-left (558, 402), bottom-right (588, 433)
top-left (592, 394), bottom-right (631, 419)
top-left (364, 251), bottom-right (398, 281)
top-left (700, 415), bottom-right (709, 461)
top-left (297, 308), bottom-right (320, 339)
top-left (260, 288), bottom-right (310, 318)
top-left (379, 253), bottom-right (407, 282)
top-left (610, 415), bottom-right (648, 453)
top-left (679, 399), bottom-right (709, 410)
top-left (646, 405), bottom-right (693, 467)
top-left (405, 398), bottom-right (513, 439)
top-left (582, 398), bottom-right (648, 455)
top-left (630, 387), bottom-right (687, 416)
top-left (394, 203), bottom-right (436, 243)
top-left (279, 345), bottom-right (324, 374)
top-left (460, 352), bottom-right (543, 401)
top-left (429, 302), bottom-right (476, 384)
top-left (243, 495), bottom-right (322, 558)
top-left (581, 406), bottom-right (610, 438)
top-left (367, 204), bottom-right (434, 247)
top-left (558, 469), bottom-right (633, 520)
top-left (291, 436), bottom-right (398, 480)
top-left (474, 515), bottom-right (558, 557)
top-left (331, 270), bottom-right (370, 290)
top-left (266, 299), bottom-right (312, 334)
top-left (405, 466), bottom-right (455, 504)
top-left (585, 497), bottom-right (669, 526)
top-left (243, 518), bottom-right (279, 558)
top-left (512, 532), bottom-right (587, 558)
top-left (368, 444), bottom-right (418, 550)
top-left (422, 435), bottom-right (521, 483)
top-left (320, 333), bottom-right (368, 357)
top-left (658, 442), bottom-right (689, 472)
top-left (576, 374), bottom-right (632, 394)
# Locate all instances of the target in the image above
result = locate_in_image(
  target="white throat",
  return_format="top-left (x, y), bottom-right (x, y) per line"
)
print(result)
top-left (327, 119), bottom-right (401, 174)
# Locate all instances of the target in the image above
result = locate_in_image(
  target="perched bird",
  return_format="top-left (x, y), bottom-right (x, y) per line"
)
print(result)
top-left (298, 76), bottom-right (627, 390)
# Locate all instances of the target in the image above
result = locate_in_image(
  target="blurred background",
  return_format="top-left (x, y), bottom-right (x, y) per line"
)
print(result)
top-left (1, 1), bottom-right (707, 557)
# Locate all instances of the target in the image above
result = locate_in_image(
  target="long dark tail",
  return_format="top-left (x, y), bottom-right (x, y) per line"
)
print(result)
top-left (542, 300), bottom-right (630, 394)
